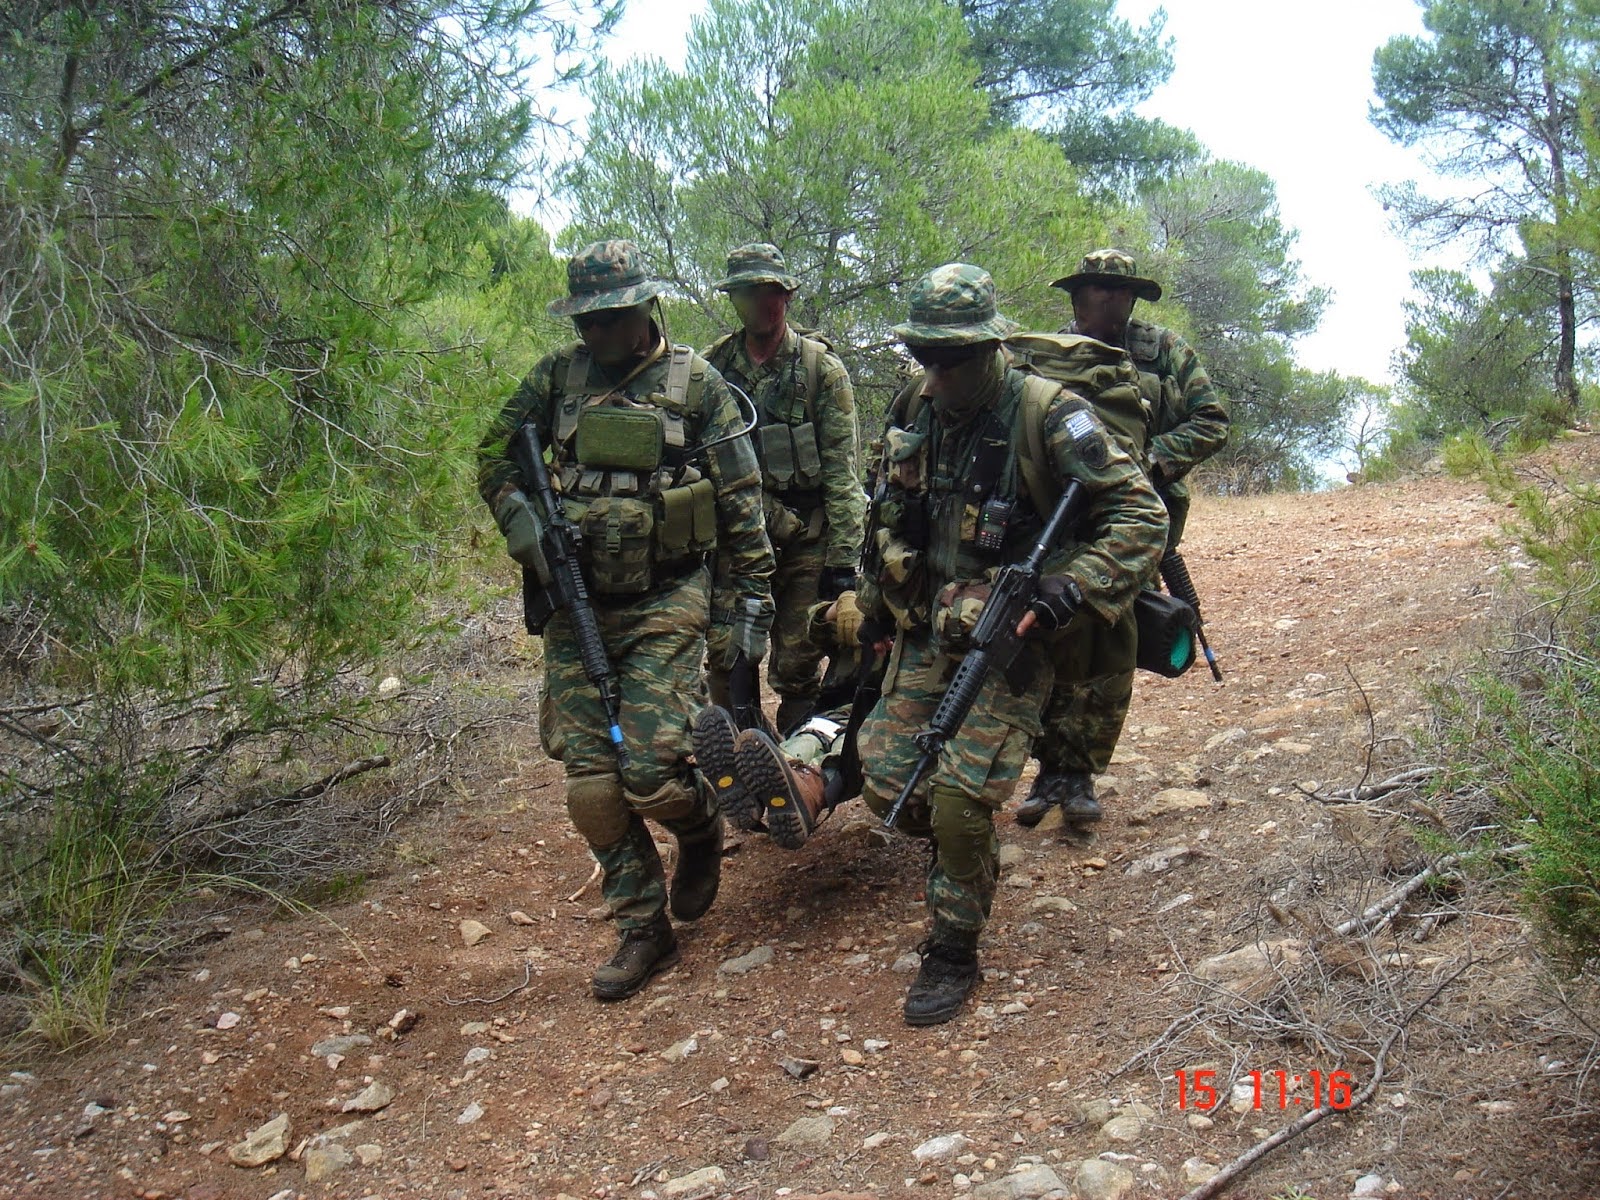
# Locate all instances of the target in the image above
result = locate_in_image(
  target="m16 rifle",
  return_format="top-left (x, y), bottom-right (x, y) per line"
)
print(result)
top-left (881, 479), bottom-right (1089, 828)
top-left (510, 422), bottom-right (630, 771)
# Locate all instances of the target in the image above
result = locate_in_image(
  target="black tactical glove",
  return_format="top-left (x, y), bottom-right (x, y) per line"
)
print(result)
top-left (818, 564), bottom-right (856, 602)
top-left (493, 488), bottom-right (547, 574)
top-left (1027, 576), bottom-right (1084, 632)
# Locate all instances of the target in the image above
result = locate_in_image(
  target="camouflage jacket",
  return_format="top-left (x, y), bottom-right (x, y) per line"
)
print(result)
top-left (477, 335), bottom-right (774, 611)
top-left (704, 325), bottom-right (865, 568)
top-left (862, 359), bottom-right (1167, 631)
top-left (1069, 317), bottom-right (1229, 486)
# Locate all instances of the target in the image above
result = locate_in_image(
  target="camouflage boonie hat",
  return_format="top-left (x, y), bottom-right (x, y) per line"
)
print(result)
top-left (1050, 248), bottom-right (1162, 303)
top-left (714, 242), bottom-right (800, 292)
top-left (547, 239), bottom-right (667, 317)
top-left (893, 263), bottom-right (1019, 346)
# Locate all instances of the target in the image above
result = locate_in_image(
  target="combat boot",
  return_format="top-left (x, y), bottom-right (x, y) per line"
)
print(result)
top-left (1057, 771), bottom-right (1102, 825)
top-left (591, 915), bottom-right (678, 1001)
top-left (902, 935), bottom-right (980, 1026)
top-left (669, 813), bottom-right (723, 922)
top-left (692, 706), bottom-right (762, 831)
top-left (1014, 772), bottom-right (1066, 827)
top-left (735, 728), bottom-right (827, 851)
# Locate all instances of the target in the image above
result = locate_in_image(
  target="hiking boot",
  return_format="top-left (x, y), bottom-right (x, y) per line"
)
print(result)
top-left (903, 938), bottom-right (980, 1026)
top-left (669, 815), bottom-right (723, 922)
top-left (1057, 771), bottom-right (1102, 825)
top-left (1013, 772), bottom-right (1064, 827)
top-left (774, 695), bottom-right (814, 738)
top-left (591, 917), bottom-right (679, 1001)
top-left (692, 706), bottom-right (762, 831)
top-left (735, 729), bottom-right (827, 850)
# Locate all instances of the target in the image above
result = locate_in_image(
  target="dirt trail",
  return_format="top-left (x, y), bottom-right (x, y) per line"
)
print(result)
top-left (4, 450), bottom-right (1598, 1200)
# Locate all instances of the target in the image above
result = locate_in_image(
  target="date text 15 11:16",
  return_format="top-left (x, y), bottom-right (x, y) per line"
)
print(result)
top-left (1173, 1069), bottom-right (1356, 1111)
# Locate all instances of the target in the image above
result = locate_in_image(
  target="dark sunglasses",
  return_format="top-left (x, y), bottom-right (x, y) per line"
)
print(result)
top-left (572, 307), bottom-right (634, 332)
top-left (906, 342), bottom-right (987, 369)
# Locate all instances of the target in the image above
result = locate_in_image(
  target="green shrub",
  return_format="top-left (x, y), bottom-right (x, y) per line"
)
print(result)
top-left (1434, 455), bottom-right (1600, 965)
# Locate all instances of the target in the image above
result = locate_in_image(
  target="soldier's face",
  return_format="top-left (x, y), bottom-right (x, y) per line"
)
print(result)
top-left (574, 303), bottom-right (654, 365)
top-left (729, 284), bottom-right (791, 337)
top-left (1072, 283), bottom-right (1136, 342)
top-left (909, 342), bottom-right (998, 406)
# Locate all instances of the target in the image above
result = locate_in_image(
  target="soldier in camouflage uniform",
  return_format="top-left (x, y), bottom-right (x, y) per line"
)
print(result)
top-left (699, 244), bottom-right (865, 741)
top-left (1016, 249), bottom-right (1230, 830)
top-left (852, 264), bottom-right (1166, 1024)
top-left (477, 240), bottom-right (775, 1000)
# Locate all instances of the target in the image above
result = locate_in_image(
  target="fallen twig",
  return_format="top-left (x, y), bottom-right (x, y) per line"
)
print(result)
top-left (442, 961), bottom-right (534, 1006)
top-left (1332, 855), bottom-right (1461, 938)
top-left (566, 860), bottom-right (602, 902)
top-left (1177, 960), bottom-right (1471, 1200)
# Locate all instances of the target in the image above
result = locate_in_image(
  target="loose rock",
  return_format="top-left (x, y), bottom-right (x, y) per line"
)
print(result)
top-left (660, 1036), bottom-right (698, 1062)
top-left (340, 1082), bottom-right (396, 1114)
top-left (456, 1100), bottom-right (484, 1125)
top-left (1099, 1114), bottom-right (1143, 1143)
top-left (1125, 844), bottom-right (1196, 876)
top-left (1182, 1157), bottom-right (1219, 1186)
top-left (780, 1056), bottom-right (820, 1079)
top-left (972, 1164), bottom-right (1068, 1200)
top-left (719, 945), bottom-right (775, 975)
top-left (912, 1132), bottom-right (969, 1163)
top-left (303, 1140), bottom-right (352, 1184)
top-left (775, 1115), bottom-right (835, 1147)
top-left (228, 1113), bottom-right (291, 1168)
top-left (1074, 1159), bottom-right (1135, 1200)
top-left (311, 1034), bottom-right (373, 1058)
top-left (508, 910), bottom-right (537, 926)
top-left (662, 1166), bottom-right (728, 1199)
top-left (459, 919), bottom-right (493, 947)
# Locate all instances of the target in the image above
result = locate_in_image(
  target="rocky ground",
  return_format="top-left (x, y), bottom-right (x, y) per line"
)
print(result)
top-left (3, 440), bottom-right (1600, 1200)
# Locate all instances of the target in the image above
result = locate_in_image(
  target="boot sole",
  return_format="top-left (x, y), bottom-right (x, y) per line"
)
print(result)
top-left (592, 944), bottom-right (681, 1001)
top-left (903, 1001), bottom-right (967, 1026)
top-left (736, 730), bottom-right (813, 850)
top-left (1012, 800), bottom-right (1054, 828)
top-left (692, 707), bottom-right (763, 831)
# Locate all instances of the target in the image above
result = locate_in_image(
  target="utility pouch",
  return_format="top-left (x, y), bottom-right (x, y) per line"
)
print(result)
top-left (657, 478), bottom-right (717, 560)
top-left (790, 421), bottom-right (823, 487)
top-left (1134, 588), bottom-right (1197, 678)
top-left (575, 496), bottom-right (656, 595)
top-left (576, 406), bottom-right (663, 472)
top-left (759, 422), bottom-right (796, 488)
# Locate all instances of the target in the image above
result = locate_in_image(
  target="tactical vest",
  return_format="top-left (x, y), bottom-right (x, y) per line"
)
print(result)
top-left (1124, 319), bottom-right (1183, 435)
top-left (548, 343), bottom-right (719, 597)
top-left (1007, 332), bottom-right (1151, 465)
top-left (706, 332), bottom-right (829, 504)
top-left (862, 369), bottom-right (1059, 632)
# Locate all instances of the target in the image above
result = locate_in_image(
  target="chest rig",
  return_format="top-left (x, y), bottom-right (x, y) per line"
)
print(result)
top-left (863, 371), bottom-right (1045, 630)
top-left (548, 344), bottom-right (718, 597)
top-left (710, 334), bottom-right (827, 507)
top-left (1125, 319), bottom-right (1182, 434)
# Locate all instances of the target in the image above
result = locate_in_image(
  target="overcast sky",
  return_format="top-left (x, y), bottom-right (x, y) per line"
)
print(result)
top-left (573, 0), bottom-right (1459, 388)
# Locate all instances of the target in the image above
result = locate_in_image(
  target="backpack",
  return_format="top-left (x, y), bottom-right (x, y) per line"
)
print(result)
top-left (1004, 332), bottom-right (1152, 465)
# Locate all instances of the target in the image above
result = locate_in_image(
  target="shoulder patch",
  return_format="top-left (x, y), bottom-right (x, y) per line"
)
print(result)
top-left (1064, 409), bottom-right (1108, 468)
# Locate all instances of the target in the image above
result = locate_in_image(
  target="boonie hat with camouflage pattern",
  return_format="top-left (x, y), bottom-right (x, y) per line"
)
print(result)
top-left (547, 239), bottom-right (668, 317)
top-left (1050, 248), bottom-right (1162, 303)
top-left (714, 242), bottom-right (800, 292)
top-left (893, 263), bottom-right (1019, 346)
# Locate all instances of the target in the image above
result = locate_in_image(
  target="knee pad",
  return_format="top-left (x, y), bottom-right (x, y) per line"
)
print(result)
top-left (565, 774), bottom-right (629, 848)
top-left (929, 785), bottom-right (996, 884)
top-left (626, 776), bottom-right (699, 823)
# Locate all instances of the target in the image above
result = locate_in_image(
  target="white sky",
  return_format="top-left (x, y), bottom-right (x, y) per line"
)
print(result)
top-left (573, 0), bottom-right (1460, 389)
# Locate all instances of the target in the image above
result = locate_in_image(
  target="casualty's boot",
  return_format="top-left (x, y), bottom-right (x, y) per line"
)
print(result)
top-left (1014, 772), bottom-right (1067, 827)
top-left (669, 808), bottom-right (723, 922)
top-left (902, 935), bottom-right (980, 1026)
top-left (591, 915), bottom-right (679, 1001)
top-left (692, 706), bottom-right (762, 831)
top-left (1057, 771), bottom-right (1102, 826)
top-left (735, 728), bottom-right (828, 851)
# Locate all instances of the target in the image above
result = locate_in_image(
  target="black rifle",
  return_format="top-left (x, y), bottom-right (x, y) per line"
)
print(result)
top-left (1159, 548), bottom-right (1222, 683)
top-left (881, 479), bottom-right (1088, 828)
top-left (510, 422), bottom-right (630, 770)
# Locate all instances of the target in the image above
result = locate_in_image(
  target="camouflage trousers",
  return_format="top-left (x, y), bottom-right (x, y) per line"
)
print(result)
top-left (708, 535), bottom-right (828, 729)
top-left (540, 566), bottom-right (717, 931)
top-left (1035, 606), bottom-right (1137, 776)
top-left (859, 632), bottom-right (1049, 941)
